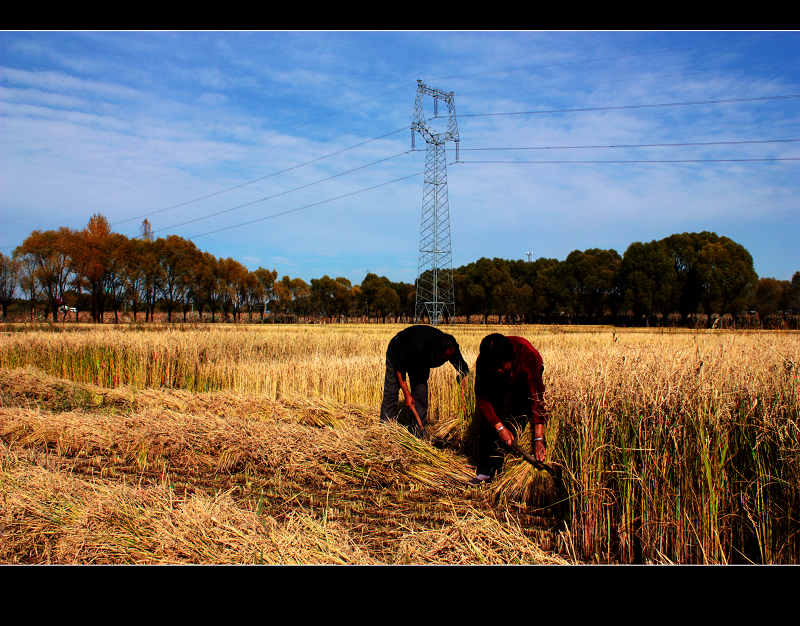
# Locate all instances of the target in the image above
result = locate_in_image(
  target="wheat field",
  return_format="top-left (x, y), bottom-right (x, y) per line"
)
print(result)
top-left (1, 322), bottom-right (798, 564)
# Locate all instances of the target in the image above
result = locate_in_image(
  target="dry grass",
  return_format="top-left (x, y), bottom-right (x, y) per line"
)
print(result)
top-left (0, 461), bottom-right (374, 564)
top-left (1, 322), bottom-right (798, 564)
top-left (0, 365), bottom-right (565, 564)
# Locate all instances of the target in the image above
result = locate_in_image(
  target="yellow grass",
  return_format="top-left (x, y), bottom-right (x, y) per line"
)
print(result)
top-left (0, 357), bottom-right (565, 564)
top-left (1, 322), bottom-right (798, 563)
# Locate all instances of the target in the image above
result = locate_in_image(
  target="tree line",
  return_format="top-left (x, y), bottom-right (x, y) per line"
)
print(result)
top-left (1, 214), bottom-right (798, 327)
top-left (453, 233), bottom-right (800, 327)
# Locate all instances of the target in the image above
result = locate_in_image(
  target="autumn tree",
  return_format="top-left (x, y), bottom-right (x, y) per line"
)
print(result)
top-left (215, 257), bottom-right (249, 321)
top-left (105, 232), bottom-right (130, 323)
top-left (273, 275), bottom-right (310, 318)
top-left (253, 267), bottom-right (278, 319)
top-left (243, 272), bottom-right (264, 321)
top-left (67, 214), bottom-right (117, 323)
top-left (138, 239), bottom-right (164, 322)
top-left (193, 252), bottom-right (221, 322)
top-left (288, 277), bottom-right (311, 317)
top-left (16, 253), bottom-right (39, 321)
top-left (119, 238), bottom-right (147, 322)
top-left (14, 227), bottom-right (73, 321)
top-left (0, 252), bottom-right (20, 320)
top-left (4, 220), bottom-right (777, 327)
top-left (154, 235), bottom-right (199, 323)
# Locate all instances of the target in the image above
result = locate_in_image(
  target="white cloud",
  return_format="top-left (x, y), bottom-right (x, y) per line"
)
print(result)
top-left (0, 85), bottom-right (89, 109)
top-left (1, 31), bottom-right (799, 281)
top-left (1, 66), bottom-right (143, 101)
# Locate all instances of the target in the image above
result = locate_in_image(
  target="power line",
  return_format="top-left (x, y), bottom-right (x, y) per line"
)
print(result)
top-left (149, 150), bottom-right (413, 237)
top-left (111, 126), bottom-right (408, 228)
top-left (10, 86), bottom-right (800, 247)
top-left (187, 166), bottom-right (443, 241)
top-left (455, 93), bottom-right (800, 118)
top-left (450, 138), bottom-right (800, 151)
top-left (457, 157), bottom-right (800, 165)
top-left (449, 58), bottom-right (796, 105)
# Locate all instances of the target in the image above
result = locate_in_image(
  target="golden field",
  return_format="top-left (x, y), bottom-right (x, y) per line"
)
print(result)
top-left (0, 322), bottom-right (798, 564)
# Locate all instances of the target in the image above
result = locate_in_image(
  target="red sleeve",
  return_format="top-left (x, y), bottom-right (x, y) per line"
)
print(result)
top-left (477, 398), bottom-right (502, 429)
top-left (509, 337), bottom-right (547, 426)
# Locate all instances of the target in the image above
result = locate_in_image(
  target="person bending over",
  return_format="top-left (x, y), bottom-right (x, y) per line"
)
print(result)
top-left (472, 333), bottom-right (548, 484)
top-left (380, 324), bottom-right (469, 435)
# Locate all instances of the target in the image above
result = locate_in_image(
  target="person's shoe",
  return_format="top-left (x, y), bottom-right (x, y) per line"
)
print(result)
top-left (469, 473), bottom-right (493, 485)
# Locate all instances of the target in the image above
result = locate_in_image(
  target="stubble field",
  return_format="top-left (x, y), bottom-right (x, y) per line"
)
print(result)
top-left (0, 322), bottom-right (798, 564)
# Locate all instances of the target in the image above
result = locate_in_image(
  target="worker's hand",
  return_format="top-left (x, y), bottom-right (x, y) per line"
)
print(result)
top-left (496, 423), bottom-right (514, 447)
top-left (533, 437), bottom-right (547, 463)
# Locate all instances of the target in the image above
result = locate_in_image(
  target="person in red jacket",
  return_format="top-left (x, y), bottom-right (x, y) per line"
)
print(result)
top-left (471, 333), bottom-right (548, 484)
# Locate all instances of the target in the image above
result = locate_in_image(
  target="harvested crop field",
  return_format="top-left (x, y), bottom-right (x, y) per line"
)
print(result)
top-left (1, 323), bottom-right (799, 564)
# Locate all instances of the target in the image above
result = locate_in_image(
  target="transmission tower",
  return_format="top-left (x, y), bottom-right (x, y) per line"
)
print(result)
top-left (411, 80), bottom-right (459, 326)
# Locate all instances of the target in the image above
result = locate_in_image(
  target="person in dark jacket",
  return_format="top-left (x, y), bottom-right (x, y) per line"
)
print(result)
top-left (471, 333), bottom-right (548, 484)
top-left (380, 324), bottom-right (469, 435)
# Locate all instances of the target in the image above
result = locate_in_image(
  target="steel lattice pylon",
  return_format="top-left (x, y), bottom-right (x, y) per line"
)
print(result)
top-left (411, 80), bottom-right (459, 325)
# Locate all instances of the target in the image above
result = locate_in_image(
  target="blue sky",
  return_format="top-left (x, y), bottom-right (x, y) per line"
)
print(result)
top-left (2, 30), bottom-right (799, 283)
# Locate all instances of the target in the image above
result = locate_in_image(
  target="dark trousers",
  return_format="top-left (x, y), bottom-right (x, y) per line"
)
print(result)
top-left (476, 386), bottom-right (531, 477)
top-left (380, 359), bottom-right (429, 434)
